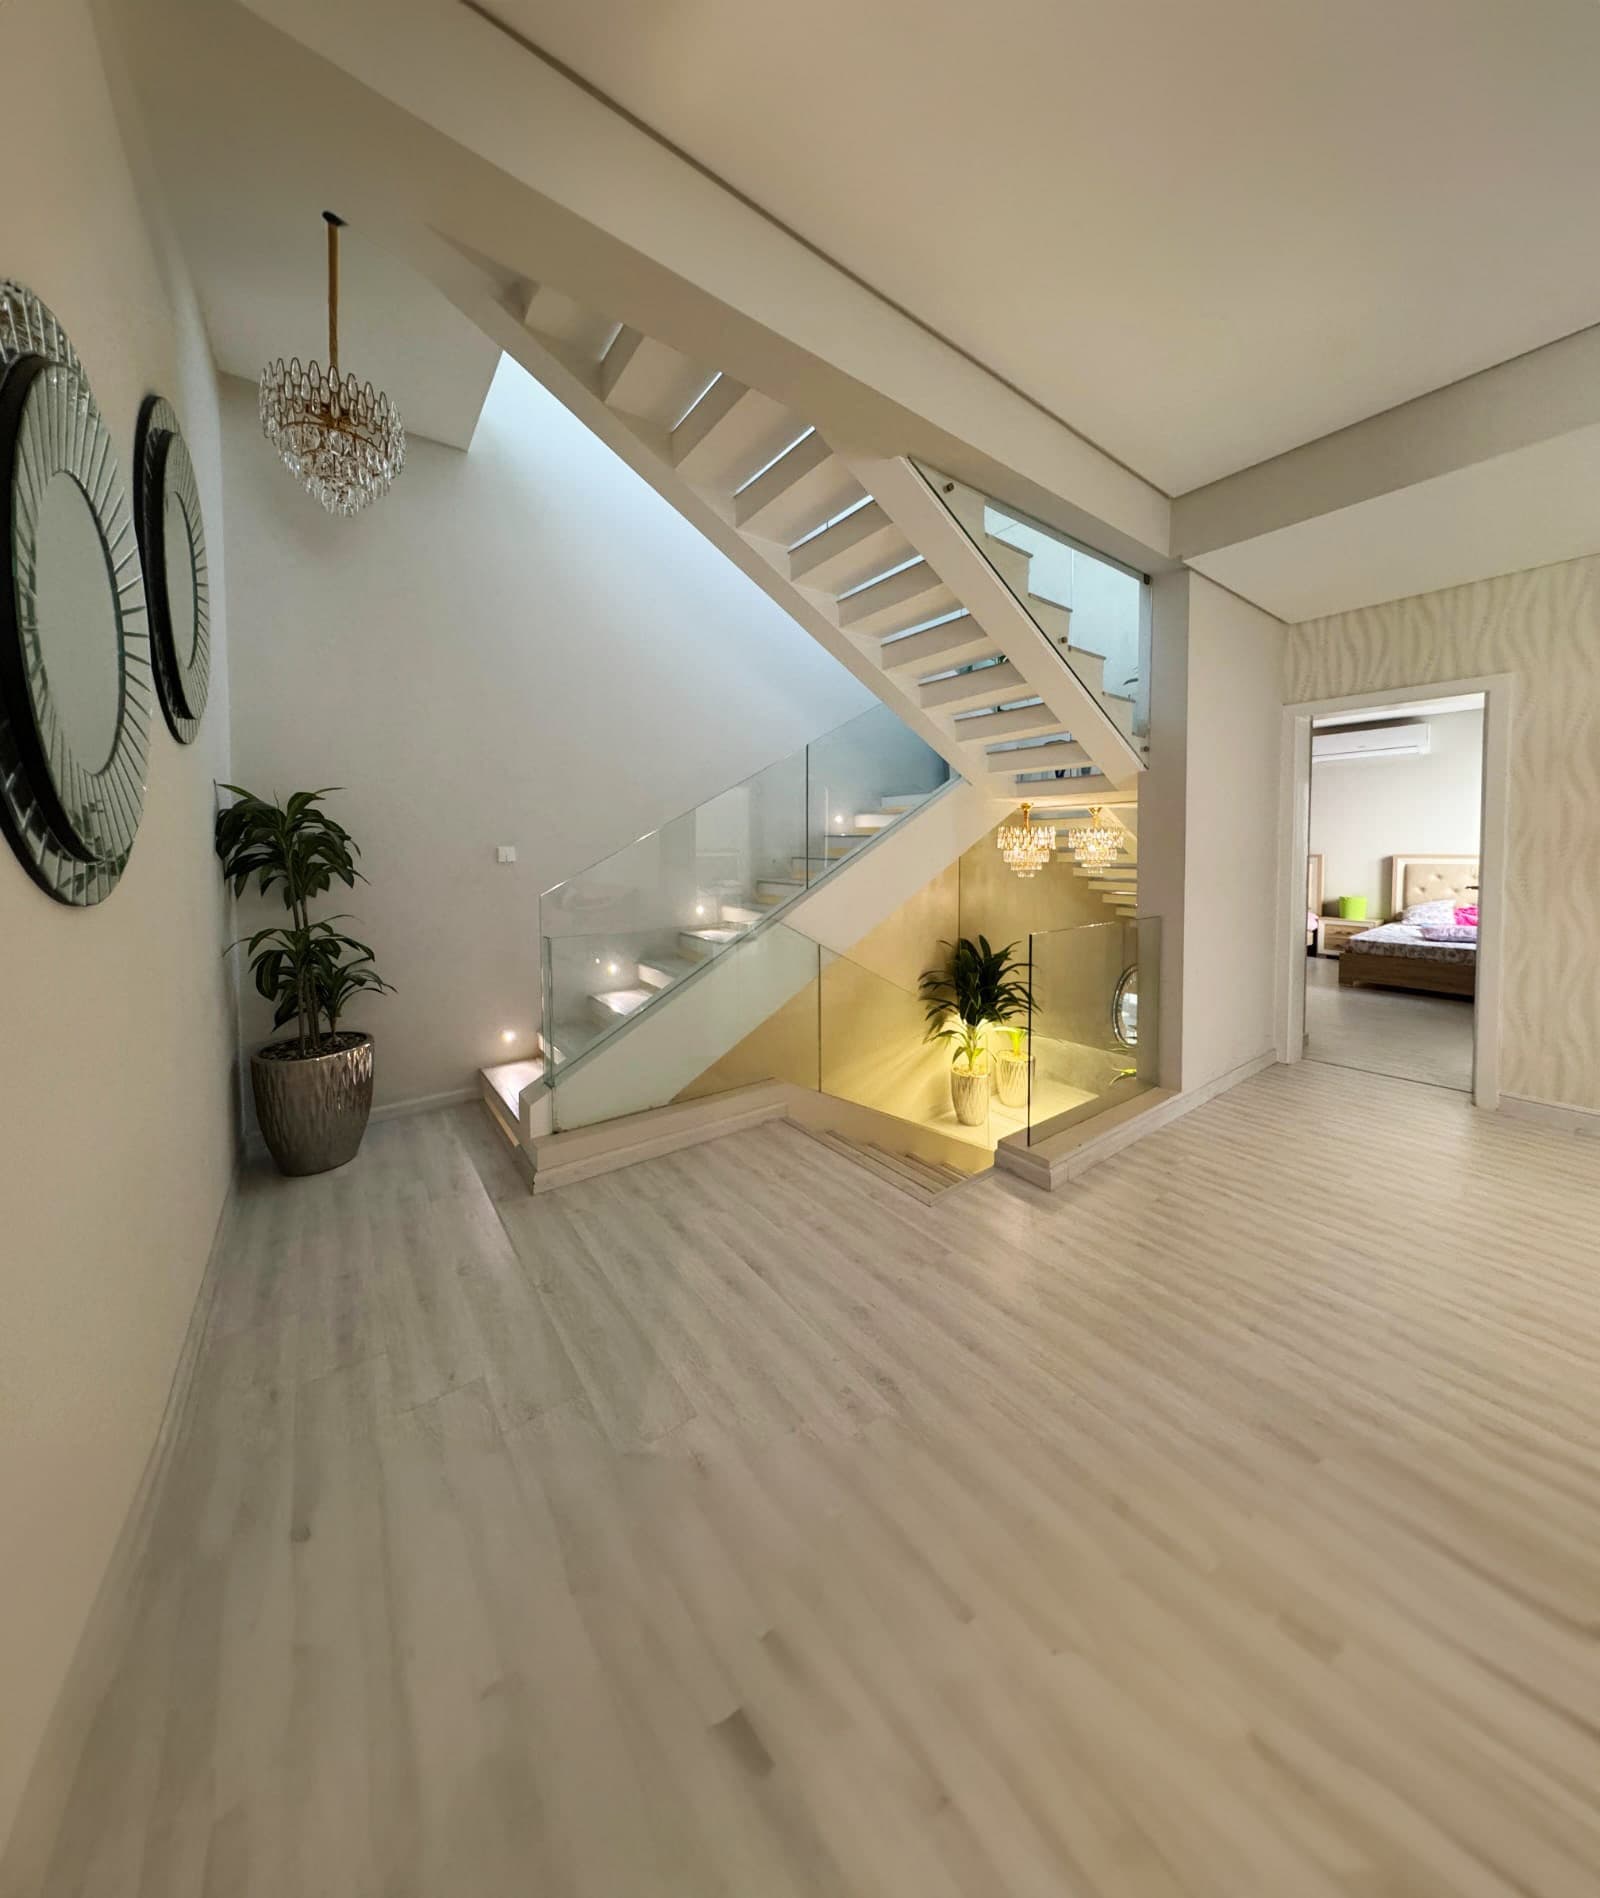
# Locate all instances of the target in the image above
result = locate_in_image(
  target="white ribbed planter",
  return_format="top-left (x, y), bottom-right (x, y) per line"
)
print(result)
top-left (950, 1066), bottom-right (990, 1126)
top-left (994, 1050), bottom-right (1035, 1108)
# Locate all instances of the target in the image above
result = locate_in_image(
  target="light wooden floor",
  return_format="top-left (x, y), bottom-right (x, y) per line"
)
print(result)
top-left (13, 1061), bottom-right (1600, 1896)
top-left (1305, 954), bottom-right (1475, 1091)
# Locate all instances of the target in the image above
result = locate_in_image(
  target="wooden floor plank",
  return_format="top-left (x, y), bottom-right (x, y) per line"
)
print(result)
top-left (11, 1061), bottom-right (1600, 1897)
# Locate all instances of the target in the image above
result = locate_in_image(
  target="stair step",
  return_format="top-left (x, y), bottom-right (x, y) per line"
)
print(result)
top-left (481, 1057), bottom-right (546, 1123)
top-left (672, 380), bottom-right (808, 492)
top-left (850, 812), bottom-right (896, 831)
top-left (953, 703), bottom-right (1063, 743)
top-left (522, 285), bottom-right (623, 364)
top-left (734, 434), bottom-right (864, 545)
top-left (806, 1128), bottom-right (964, 1202)
top-left (838, 561), bottom-right (955, 637)
top-left (987, 738), bottom-right (1090, 776)
top-left (879, 616), bottom-right (997, 674)
top-left (920, 660), bottom-right (1023, 713)
top-left (788, 502), bottom-right (914, 595)
top-left (720, 902), bottom-right (762, 926)
top-left (588, 986), bottom-right (654, 1027)
top-left (678, 925), bottom-right (744, 961)
top-left (756, 877), bottom-right (806, 900)
top-left (637, 955), bottom-right (698, 992)
top-left (878, 791), bottom-right (933, 812)
top-left (600, 327), bottom-right (717, 430)
top-left (788, 843), bottom-right (866, 875)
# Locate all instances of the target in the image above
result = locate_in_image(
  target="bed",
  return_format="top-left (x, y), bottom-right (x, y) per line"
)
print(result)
top-left (1337, 855), bottom-right (1479, 999)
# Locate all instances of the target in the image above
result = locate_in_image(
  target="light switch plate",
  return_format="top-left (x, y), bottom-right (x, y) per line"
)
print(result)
top-left (496, 844), bottom-right (517, 864)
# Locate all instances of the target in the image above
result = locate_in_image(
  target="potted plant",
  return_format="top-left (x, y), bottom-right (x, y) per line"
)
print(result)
top-left (919, 935), bottom-right (1031, 1127)
top-left (993, 1021), bottom-right (1035, 1109)
top-left (217, 786), bottom-right (394, 1176)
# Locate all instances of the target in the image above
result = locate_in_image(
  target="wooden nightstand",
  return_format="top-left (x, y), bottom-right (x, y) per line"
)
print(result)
top-left (1317, 917), bottom-right (1372, 957)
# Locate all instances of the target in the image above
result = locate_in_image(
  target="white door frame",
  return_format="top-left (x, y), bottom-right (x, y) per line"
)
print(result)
top-left (1275, 673), bottom-right (1513, 1108)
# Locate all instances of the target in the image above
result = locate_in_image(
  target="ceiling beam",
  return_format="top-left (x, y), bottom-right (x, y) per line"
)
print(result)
top-left (1174, 321), bottom-right (1600, 560)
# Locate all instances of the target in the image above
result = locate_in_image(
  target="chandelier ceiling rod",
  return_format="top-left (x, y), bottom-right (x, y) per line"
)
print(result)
top-left (324, 211), bottom-right (343, 376)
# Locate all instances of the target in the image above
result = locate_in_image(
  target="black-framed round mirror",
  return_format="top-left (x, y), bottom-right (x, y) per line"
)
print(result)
top-left (1112, 964), bottom-right (1139, 1048)
top-left (135, 394), bottom-right (209, 743)
top-left (0, 283), bottom-right (150, 905)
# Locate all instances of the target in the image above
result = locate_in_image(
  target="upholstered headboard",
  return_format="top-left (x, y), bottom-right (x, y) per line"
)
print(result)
top-left (1390, 854), bottom-right (1479, 916)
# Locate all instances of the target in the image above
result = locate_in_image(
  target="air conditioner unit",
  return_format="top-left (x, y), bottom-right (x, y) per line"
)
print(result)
top-left (1312, 720), bottom-right (1430, 764)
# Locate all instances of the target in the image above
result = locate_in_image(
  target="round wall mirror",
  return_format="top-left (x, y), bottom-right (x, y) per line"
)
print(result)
top-left (0, 284), bottom-right (150, 905)
top-left (34, 473), bottom-right (122, 772)
top-left (1113, 964), bottom-right (1139, 1048)
top-left (135, 395), bottom-right (209, 743)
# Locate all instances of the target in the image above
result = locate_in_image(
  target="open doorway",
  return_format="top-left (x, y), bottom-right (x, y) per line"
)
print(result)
top-left (1301, 695), bottom-right (1483, 1091)
top-left (1278, 677), bottom-right (1510, 1106)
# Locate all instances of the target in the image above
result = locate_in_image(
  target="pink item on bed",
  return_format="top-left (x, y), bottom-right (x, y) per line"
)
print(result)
top-left (1454, 904), bottom-right (1479, 927)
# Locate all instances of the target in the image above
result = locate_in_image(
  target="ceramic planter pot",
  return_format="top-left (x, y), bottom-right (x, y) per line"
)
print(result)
top-left (950, 1065), bottom-right (989, 1126)
top-left (251, 1031), bottom-right (375, 1176)
top-left (994, 1049), bottom-right (1034, 1108)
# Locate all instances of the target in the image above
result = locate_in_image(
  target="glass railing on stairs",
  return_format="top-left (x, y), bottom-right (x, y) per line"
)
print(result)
top-left (538, 701), bottom-right (951, 1080)
top-left (913, 462), bottom-right (1151, 745)
top-left (540, 902), bottom-right (1163, 1165)
top-left (1024, 915), bottom-right (1161, 1145)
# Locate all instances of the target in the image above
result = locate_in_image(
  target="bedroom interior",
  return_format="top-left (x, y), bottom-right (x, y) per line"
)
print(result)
top-left (1302, 695), bottom-right (1485, 1093)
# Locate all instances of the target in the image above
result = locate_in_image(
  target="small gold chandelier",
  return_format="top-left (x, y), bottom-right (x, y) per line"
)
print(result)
top-left (1067, 806), bottom-right (1122, 868)
top-left (259, 213), bottom-right (405, 516)
top-left (997, 801), bottom-right (1056, 879)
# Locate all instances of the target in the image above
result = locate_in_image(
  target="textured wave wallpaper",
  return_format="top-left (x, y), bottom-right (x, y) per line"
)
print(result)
top-left (1285, 553), bottom-right (1600, 1112)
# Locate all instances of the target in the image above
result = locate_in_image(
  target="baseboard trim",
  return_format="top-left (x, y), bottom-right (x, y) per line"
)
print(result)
top-left (1497, 1093), bottom-right (1600, 1137)
top-left (0, 1174), bottom-right (238, 1889)
top-left (368, 1085), bottom-right (478, 1125)
top-left (244, 1084), bottom-right (479, 1159)
top-left (995, 1049), bottom-right (1278, 1191)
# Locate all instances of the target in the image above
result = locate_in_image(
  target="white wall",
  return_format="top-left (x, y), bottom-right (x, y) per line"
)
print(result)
top-left (223, 354), bottom-right (872, 1109)
top-left (1286, 556), bottom-right (1600, 1112)
top-left (1142, 572), bottom-right (1285, 1096)
top-left (0, 0), bottom-right (236, 1857)
top-left (1310, 708), bottom-right (1483, 919)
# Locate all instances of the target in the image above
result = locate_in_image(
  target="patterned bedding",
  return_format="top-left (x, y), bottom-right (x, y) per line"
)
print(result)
top-left (1347, 922), bottom-right (1477, 966)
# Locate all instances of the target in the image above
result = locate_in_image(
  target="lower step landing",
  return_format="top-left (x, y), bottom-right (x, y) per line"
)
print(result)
top-left (801, 1126), bottom-right (970, 1204)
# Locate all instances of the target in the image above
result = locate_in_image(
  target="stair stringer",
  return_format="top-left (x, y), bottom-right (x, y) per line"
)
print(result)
top-left (409, 232), bottom-right (978, 783)
top-left (538, 780), bottom-right (1006, 1131)
top-left (849, 455), bottom-right (1145, 788)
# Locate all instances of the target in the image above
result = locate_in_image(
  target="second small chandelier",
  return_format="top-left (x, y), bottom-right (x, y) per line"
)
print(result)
top-left (1067, 806), bottom-right (1123, 868)
top-left (259, 212), bottom-right (405, 516)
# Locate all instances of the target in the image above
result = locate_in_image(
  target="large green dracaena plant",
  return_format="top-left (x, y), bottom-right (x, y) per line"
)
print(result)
top-left (918, 935), bottom-right (1032, 1072)
top-left (216, 786), bottom-right (393, 1056)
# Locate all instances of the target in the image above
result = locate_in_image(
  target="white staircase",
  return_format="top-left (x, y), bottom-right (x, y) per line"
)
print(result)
top-left (499, 283), bottom-right (1145, 811)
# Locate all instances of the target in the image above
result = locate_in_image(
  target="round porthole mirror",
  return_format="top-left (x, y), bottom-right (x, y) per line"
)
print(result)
top-left (1112, 964), bottom-right (1139, 1048)
top-left (135, 395), bottom-right (209, 742)
top-left (0, 283), bottom-right (150, 905)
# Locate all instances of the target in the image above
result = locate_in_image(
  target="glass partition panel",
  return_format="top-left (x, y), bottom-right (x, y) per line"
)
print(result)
top-left (1025, 915), bottom-right (1160, 1144)
top-left (540, 701), bottom-right (954, 1076)
top-left (550, 921), bottom-right (822, 1131)
top-left (818, 949), bottom-right (992, 1173)
top-left (914, 461), bottom-right (1150, 742)
top-left (804, 700), bottom-right (951, 885)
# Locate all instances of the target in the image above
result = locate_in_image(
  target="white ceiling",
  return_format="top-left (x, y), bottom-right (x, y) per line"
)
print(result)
top-left (122, 0), bottom-right (499, 450)
top-left (488, 0), bottom-right (1600, 494)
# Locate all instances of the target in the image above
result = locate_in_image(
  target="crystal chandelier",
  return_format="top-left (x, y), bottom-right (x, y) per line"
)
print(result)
top-left (996, 801), bottom-right (1056, 878)
top-left (259, 213), bottom-right (405, 516)
top-left (1067, 806), bottom-right (1122, 868)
